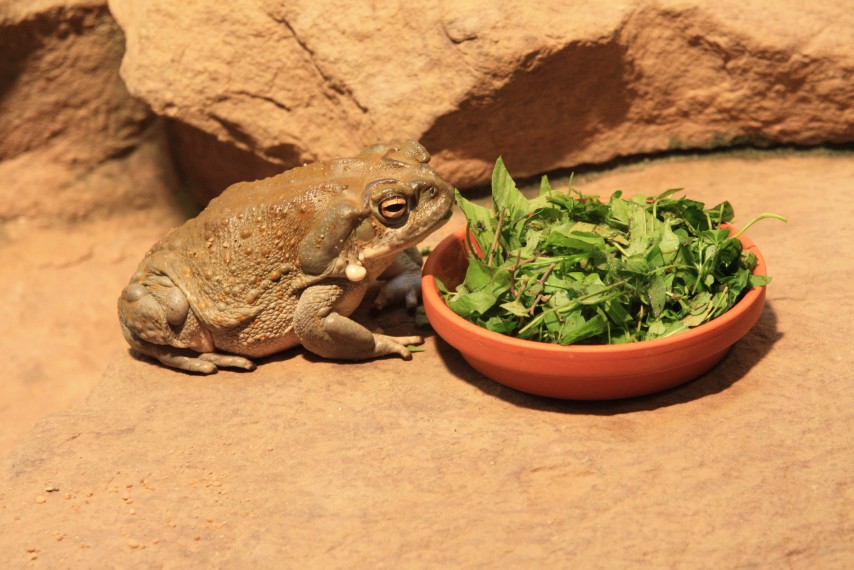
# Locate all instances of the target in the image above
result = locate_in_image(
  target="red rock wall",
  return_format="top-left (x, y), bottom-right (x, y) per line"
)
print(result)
top-left (2, 1), bottom-right (852, 222)
top-left (0, 1), bottom-right (177, 226)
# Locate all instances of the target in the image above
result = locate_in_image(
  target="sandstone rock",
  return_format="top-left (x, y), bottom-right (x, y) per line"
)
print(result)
top-left (1, 153), bottom-right (851, 567)
top-left (0, 211), bottom-right (183, 456)
top-left (109, 0), bottom-right (853, 200)
top-left (165, 119), bottom-right (283, 206)
top-left (0, 1), bottom-right (177, 225)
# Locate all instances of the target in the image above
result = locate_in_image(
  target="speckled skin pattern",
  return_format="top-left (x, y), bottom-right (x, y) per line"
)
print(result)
top-left (118, 140), bottom-right (455, 374)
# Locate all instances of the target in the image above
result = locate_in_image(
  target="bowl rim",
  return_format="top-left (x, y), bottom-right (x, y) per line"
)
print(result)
top-left (422, 224), bottom-right (767, 356)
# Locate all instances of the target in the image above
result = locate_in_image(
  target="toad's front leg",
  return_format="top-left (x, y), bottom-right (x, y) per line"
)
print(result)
top-left (294, 284), bottom-right (423, 361)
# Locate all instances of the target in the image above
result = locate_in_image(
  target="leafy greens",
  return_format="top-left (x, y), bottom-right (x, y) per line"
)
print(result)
top-left (442, 158), bottom-right (786, 345)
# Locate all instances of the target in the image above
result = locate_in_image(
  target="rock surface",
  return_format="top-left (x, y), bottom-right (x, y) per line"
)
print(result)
top-left (109, 0), bottom-right (853, 199)
top-left (0, 0), bottom-right (177, 225)
top-left (0, 211), bottom-right (182, 456)
top-left (1, 151), bottom-right (851, 567)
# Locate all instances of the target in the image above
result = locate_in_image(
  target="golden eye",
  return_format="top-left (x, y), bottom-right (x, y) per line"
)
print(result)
top-left (378, 196), bottom-right (408, 221)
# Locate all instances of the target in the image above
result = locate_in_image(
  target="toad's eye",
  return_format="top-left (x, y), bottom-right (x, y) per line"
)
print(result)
top-left (378, 196), bottom-right (408, 223)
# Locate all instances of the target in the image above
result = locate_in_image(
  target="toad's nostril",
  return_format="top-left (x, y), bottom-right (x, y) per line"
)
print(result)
top-left (410, 180), bottom-right (437, 202)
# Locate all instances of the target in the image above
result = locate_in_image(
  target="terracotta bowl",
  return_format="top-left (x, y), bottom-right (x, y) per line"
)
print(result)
top-left (421, 225), bottom-right (767, 400)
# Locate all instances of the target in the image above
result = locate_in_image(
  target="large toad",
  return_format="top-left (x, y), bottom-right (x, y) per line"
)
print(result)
top-left (118, 140), bottom-right (455, 374)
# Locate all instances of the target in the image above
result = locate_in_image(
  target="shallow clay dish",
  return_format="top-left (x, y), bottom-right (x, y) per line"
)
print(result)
top-left (422, 226), bottom-right (767, 400)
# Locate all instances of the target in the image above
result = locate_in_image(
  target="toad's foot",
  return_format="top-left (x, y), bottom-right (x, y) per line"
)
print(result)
top-left (146, 351), bottom-right (256, 374)
top-left (369, 332), bottom-right (425, 361)
top-left (198, 353), bottom-right (257, 372)
top-left (138, 347), bottom-right (255, 375)
top-left (124, 329), bottom-right (256, 374)
top-left (374, 247), bottom-right (423, 310)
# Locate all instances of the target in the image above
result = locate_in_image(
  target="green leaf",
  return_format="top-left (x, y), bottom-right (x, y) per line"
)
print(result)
top-left (559, 311), bottom-right (608, 345)
top-left (708, 201), bottom-right (735, 224)
top-left (492, 157), bottom-right (530, 222)
top-left (645, 320), bottom-right (689, 340)
top-left (749, 274), bottom-right (772, 287)
top-left (482, 315), bottom-right (519, 334)
top-left (454, 189), bottom-right (493, 254)
top-left (647, 275), bottom-right (667, 318)
top-left (538, 175), bottom-right (554, 197)
top-left (545, 228), bottom-right (606, 252)
top-left (447, 256), bottom-right (511, 317)
top-left (604, 297), bottom-right (632, 325)
top-left (520, 228), bottom-right (543, 256)
top-left (414, 305), bottom-right (431, 328)
top-left (500, 299), bottom-right (530, 317)
top-left (658, 221), bottom-right (681, 261)
top-left (607, 195), bottom-right (630, 228)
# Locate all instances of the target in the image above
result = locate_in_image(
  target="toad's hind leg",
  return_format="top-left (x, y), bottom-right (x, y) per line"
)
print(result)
top-left (117, 273), bottom-right (255, 374)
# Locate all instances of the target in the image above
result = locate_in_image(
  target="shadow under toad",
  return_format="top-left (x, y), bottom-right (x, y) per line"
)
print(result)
top-left (434, 302), bottom-right (782, 415)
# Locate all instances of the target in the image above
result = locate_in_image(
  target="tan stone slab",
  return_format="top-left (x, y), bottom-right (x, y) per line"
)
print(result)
top-left (1, 152), bottom-right (851, 567)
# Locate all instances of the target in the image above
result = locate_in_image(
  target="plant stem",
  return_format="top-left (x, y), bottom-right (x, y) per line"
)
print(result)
top-left (487, 208), bottom-right (505, 266)
top-left (518, 279), bottom-right (627, 336)
top-left (731, 213), bottom-right (788, 239)
top-left (527, 263), bottom-right (556, 315)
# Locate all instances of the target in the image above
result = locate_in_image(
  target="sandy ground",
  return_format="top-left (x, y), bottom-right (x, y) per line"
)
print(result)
top-left (0, 151), bottom-right (851, 567)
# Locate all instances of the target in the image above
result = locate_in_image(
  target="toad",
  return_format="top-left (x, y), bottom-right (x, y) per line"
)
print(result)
top-left (118, 140), bottom-right (455, 374)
